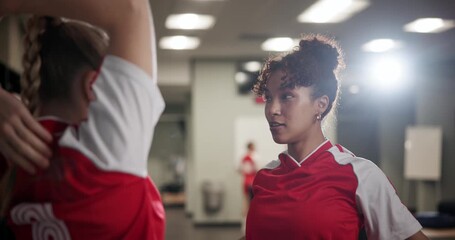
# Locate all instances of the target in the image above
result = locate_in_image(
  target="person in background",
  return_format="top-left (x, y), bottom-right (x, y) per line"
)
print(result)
top-left (0, 0), bottom-right (165, 239)
top-left (245, 34), bottom-right (428, 240)
top-left (238, 141), bottom-right (258, 233)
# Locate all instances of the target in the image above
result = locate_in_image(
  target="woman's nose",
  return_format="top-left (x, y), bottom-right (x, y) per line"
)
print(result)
top-left (266, 100), bottom-right (281, 117)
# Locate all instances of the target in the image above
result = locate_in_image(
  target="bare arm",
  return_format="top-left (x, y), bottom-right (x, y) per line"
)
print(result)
top-left (0, 88), bottom-right (51, 174)
top-left (406, 231), bottom-right (429, 240)
top-left (1, 0), bottom-right (156, 79)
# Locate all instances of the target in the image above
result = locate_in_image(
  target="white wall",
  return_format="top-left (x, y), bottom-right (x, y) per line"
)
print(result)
top-left (190, 60), bottom-right (265, 224)
top-left (148, 120), bottom-right (186, 189)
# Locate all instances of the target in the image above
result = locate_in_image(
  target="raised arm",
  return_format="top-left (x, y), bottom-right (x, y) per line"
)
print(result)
top-left (406, 231), bottom-right (429, 240)
top-left (1, 0), bottom-right (156, 79)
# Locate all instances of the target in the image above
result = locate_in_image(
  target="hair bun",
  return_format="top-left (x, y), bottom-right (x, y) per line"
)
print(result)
top-left (298, 34), bottom-right (343, 73)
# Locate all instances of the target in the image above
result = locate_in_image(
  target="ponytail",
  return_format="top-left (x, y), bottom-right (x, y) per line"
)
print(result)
top-left (21, 16), bottom-right (62, 115)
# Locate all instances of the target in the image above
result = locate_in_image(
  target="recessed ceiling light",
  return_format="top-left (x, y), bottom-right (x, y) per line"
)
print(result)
top-left (404, 18), bottom-right (455, 33)
top-left (166, 13), bottom-right (215, 30)
top-left (261, 38), bottom-right (296, 52)
top-left (297, 0), bottom-right (370, 23)
top-left (159, 36), bottom-right (201, 50)
top-left (243, 61), bottom-right (262, 72)
top-left (362, 39), bottom-right (402, 53)
top-left (235, 72), bottom-right (249, 84)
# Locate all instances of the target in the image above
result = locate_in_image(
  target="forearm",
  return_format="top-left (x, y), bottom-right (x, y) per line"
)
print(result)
top-left (406, 231), bottom-right (429, 240)
top-left (2, 0), bottom-right (155, 77)
top-left (6, 0), bottom-right (138, 29)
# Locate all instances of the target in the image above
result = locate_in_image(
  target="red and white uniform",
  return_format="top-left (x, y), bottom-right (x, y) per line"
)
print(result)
top-left (4, 55), bottom-right (165, 240)
top-left (240, 154), bottom-right (257, 195)
top-left (246, 140), bottom-right (422, 240)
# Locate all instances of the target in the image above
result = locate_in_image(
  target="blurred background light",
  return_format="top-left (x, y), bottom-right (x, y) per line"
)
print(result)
top-left (166, 13), bottom-right (216, 30)
top-left (369, 55), bottom-right (408, 92)
top-left (362, 39), bottom-right (402, 53)
top-left (242, 61), bottom-right (262, 72)
top-left (159, 36), bottom-right (201, 50)
top-left (235, 72), bottom-right (249, 85)
top-left (261, 37), bottom-right (295, 52)
top-left (404, 18), bottom-right (455, 33)
top-left (349, 84), bottom-right (360, 94)
top-left (297, 0), bottom-right (370, 23)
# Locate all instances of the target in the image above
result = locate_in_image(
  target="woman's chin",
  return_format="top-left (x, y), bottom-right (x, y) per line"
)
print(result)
top-left (272, 136), bottom-right (287, 144)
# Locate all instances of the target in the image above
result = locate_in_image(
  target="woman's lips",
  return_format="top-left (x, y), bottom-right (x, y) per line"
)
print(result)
top-left (269, 121), bottom-right (285, 130)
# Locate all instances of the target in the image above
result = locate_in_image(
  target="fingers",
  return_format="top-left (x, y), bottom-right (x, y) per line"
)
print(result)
top-left (12, 122), bottom-right (50, 169)
top-left (1, 122), bottom-right (50, 170)
top-left (0, 89), bottom-right (52, 173)
top-left (20, 114), bottom-right (52, 155)
top-left (0, 139), bottom-right (36, 175)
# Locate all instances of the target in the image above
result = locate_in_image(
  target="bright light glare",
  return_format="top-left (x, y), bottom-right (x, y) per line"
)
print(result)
top-left (159, 36), bottom-right (200, 50)
top-left (166, 14), bottom-right (215, 30)
top-left (404, 18), bottom-right (455, 33)
top-left (297, 0), bottom-right (370, 23)
top-left (362, 39), bottom-right (402, 53)
top-left (261, 38), bottom-right (295, 52)
top-left (370, 56), bottom-right (407, 91)
top-left (243, 61), bottom-right (262, 72)
top-left (349, 85), bottom-right (360, 94)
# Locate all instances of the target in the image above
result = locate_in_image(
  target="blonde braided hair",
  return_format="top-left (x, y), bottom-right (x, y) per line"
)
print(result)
top-left (21, 16), bottom-right (62, 115)
top-left (0, 16), bottom-right (64, 218)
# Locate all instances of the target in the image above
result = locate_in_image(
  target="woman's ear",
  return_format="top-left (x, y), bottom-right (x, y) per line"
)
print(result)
top-left (315, 95), bottom-right (329, 115)
top-left (82, 70), bottom-right (98, 102)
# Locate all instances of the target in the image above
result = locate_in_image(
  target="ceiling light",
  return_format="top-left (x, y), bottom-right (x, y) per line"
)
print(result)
top-left (243, 61), bottom-right (262, 72)
top-left (159, 36), bottom-right (200, 50)
top-left (261, 38), bottom-right (296, 52)
top-left (404, 18), bottom-right (455, 33)
top-left (166, 13), bottom-right (215, 30)
top-left (235, 72), bottom-right (249, 84)
top-left (362, 39), bottom-right (402, 53)
top-left (297, 0), bottom-right (370, 23)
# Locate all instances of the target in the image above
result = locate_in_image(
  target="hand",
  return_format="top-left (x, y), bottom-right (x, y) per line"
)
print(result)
top-left (0, 89), bottom-right (52, 174)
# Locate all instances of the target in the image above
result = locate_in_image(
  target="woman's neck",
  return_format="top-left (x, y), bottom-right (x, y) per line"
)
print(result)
top-left (38, 101), bottom-right (81, 124)
top-left (287, 127), bottom-right (326, 162)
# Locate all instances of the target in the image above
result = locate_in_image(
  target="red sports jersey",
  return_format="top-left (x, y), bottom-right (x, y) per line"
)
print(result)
top-left (246, 140), bottom-right (422, 240)
top-left (240, 154), bottom-right (257, 194)
top-left (4, 55), bottom-right (166, 240)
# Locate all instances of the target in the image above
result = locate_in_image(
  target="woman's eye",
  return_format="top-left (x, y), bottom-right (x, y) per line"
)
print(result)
top-left (263, 95), bottom-right (272, 102)
top-left (281, 94), bottom-right (293, 100)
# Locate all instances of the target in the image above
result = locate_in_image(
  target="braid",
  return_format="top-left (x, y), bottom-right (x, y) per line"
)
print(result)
top-left (20, 16), bottom-right (51, 115)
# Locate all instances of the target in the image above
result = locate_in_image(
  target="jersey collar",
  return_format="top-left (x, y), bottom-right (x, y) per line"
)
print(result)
top-left (279, 140), bottom-right (333, 168)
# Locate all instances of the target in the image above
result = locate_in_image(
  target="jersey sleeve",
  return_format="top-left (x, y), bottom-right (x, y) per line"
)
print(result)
top-left (59, 55), bottom-right (165, 177)
top-left (354, 160), bottom-right (422, 240)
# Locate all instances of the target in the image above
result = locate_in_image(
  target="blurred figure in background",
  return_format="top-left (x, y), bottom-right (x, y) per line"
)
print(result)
top-left (238, 141), bottom-right (258, 233)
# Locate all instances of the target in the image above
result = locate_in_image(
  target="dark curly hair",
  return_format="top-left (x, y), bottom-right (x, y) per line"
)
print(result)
top-left (253, 34), bottom-right (344, 119)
